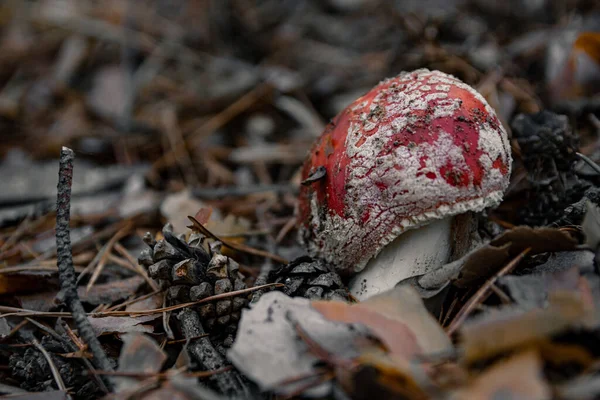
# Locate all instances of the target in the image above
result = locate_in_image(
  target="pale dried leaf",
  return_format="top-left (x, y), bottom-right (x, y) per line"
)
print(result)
top-left (453, 350), bottom-right (550, 400)
top-left (228, 291), bottom-right (371, 397)
top-left (582, 200), bottom-right (600, 249)
top-left (78, 276), bottom-right (145, 305)
top-left (89, 315), bottom-right (157, 336)
top-left (114, 333), bottom-right (167, 393)
top-left (461, 291), bottom-right (587, 363)
top-left (313, 285), bottom-right (452, 359)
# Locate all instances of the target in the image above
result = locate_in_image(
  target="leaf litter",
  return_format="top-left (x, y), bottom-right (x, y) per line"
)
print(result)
top-left (2, 0), bottom-right (600, 399)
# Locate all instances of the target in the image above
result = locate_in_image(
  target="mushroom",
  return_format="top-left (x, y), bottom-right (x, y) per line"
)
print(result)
top-left (297, 69), bottom-right (512, 300)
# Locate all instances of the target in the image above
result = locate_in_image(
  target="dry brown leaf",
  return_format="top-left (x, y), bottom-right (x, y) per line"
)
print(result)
top-left (489, 227), bottom-right (579, 254)
top-left (461, 291), bottom-right (588, 364)
top-left (161, 190), bottom-right (210, 233)
top-left (453, 350), bottom-right (551, 400)
top-left (125, 292), bottom-right (164, 312)
top-left (548, 31), bottom-right (600, 101)
top-left (140, 376), bottom-right (224, 400)
top-left (16, 290), bottom-right (59, 312)
top-left (537, 340), bottom-right (595, 372)
top-left (313, 300), bottom-right (421, 360)
top-left (0, 274), bottom-right (52, 295)
top-left (573, 32), bottom-right (600, 65)
top-left (5, 391), bottom-right (69, 400)
top-left (87, 65), bottom-right (128, 118)
top-left (193, 206), bottom-right (213, 225)
top-left (336, 349), bottom-right (430, 400)
top-left (89, 315), bottom-right (158, 336)
top-left (455, 226), bottom-right (578, 288)
top-left (313, 285), bottom-right (453, 360)
top-left (114, 333), bottom-right (167, 393)
top-left (205, 213), bottom-right (252, 245)
top-left (78, 276), bottom-right (145, 305)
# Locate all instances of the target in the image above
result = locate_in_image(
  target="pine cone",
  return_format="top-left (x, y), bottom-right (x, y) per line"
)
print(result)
top-left (270, 256), bottom-right (351, 301)
top-left (139, 224), bottom-right (248, 337)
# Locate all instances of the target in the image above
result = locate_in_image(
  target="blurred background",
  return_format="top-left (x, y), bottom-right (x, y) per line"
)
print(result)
top-left (0, 0), bottom-right (599, 248)
top-left (3, 3), bottom-right (600, 398)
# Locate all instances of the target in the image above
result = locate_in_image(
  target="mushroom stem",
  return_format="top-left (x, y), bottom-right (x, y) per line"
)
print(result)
top-left (349, 217), bottom-right (455, 301)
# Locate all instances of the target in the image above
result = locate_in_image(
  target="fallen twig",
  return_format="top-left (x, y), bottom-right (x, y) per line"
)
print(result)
top-left (0, 283), bottom-right (284, 318)
top-left (89, 366), bottom-right (232, 379)
top-left (32, 338), bottom-right (67, 391)
top-left (55, 147), bottom-right (114, 390)
top-left (178, 308), bottom-right (248, 397)
top-left (446, 247), bottom-right (531, 335)
top-left (188, 216), bottom-right (288, 264)
top-left (86, 223), bottom-right (132, 292)
top-left (113, 242), bottom-right (159, 291)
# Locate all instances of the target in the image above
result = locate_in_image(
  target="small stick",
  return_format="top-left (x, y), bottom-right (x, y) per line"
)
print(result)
top-left (152, 83), bottom-right (272, 170)
top-left (113, 242), bottom-right (159, 291)
top-left (86, 224), bottom-right (131, 292)
top-left (192, 183), bottom-right (297, 200)
top-left (89, 366), bottom-right (232, 379)
top-left (576, 152), bottom-right (600, 175)
top-left (162, 293), bottom-right (174, 340)
top-left (178, 308), bottom-right (247, 397)
top-left (252, 206), bottom-right (276, 303)
top-left (275, 216), bottom-right (297, 244)
top-left (0, 320), bottom-right (29, 342)
top-left (55, 147), bottom-right (114, 390)
top-left (32, 338), bottom-right (67, 391)
top-left (446, 248), bottom-right (530, 335)
top-left (105, 289), bottom-right (163, 312)
top-left (90, 283), bottom-right (283, 317)
top-left (0, 283), bottom-right (283, 318)
top-left (188, 216), bottom-right (288, 264)
top-left (167, 334), bottom-right (209, 344)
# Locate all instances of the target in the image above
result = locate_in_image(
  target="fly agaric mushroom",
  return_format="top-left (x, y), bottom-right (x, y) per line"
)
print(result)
top-left (297, 69), bottom-right (511, 300)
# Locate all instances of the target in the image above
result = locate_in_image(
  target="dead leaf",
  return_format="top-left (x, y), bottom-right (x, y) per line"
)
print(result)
top-left (58, 349), bottom-right (92, 359)
top-left (573, 32), bottom-right (600, 65)
top-left (206, 213), bottom-right (252, 242)
top-left (141, 375), bottom-right (225, 400)
top-left (490, 227), bottom-right (579, 255)
top-left (453, 350), bottom-right (551, 400)
top-left (457, 227), bottom-right (578, 287)
top-left (337, 349), bottom-right (431, 400)
top-left (228, 291), bottom-right (374, 397)
top-left (89, 315), bottom-right (158, 336)
top-left (499, 264), bottom-right (592, 310)
top-left (416, 226), bottom-right (579, 293)
top-left (125, 292), bottom-right (164, 312)
top-left (78, 276), bottom-right (145, 305)
top-left (557, 374), bottom-right (600, 399)
top-left (194, 207), bottom-right (213, 225)
top-left (5, 391), bottom-right (69, 400)
top-left (114, 333), bottom-right (167, 393)
top-left (46, 102), bottom-right (90, 152)
top-left (538, 340), bottom-right (595, 373)
top-left (0, 273), bottom-right (52, 295)
top-left (582, 200), bottom-right (600, 249)
top-left (161, 190), bottom-right (224, 234)
top-left (312, 301), bottom-right (421, 360)
top-left (548, 31), bottom-right (600, 101)
top-left (87, 65), bottom-right (128, 118)
top-left (461, 291), bottom-right (588, 364)
top-left (313, 285), bottom-right (453, 360)
top-left (0, 317), bottom-right (10, 338)
top-left (16, 290), bottom-right (59, 311)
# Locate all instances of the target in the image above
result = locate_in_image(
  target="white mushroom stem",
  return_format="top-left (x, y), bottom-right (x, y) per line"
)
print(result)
top-left (349, 217), bottom-right (455, 301)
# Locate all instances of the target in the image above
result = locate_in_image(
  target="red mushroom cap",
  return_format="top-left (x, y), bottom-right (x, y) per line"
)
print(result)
top-left (298, 69), bottom-right (512, 274)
